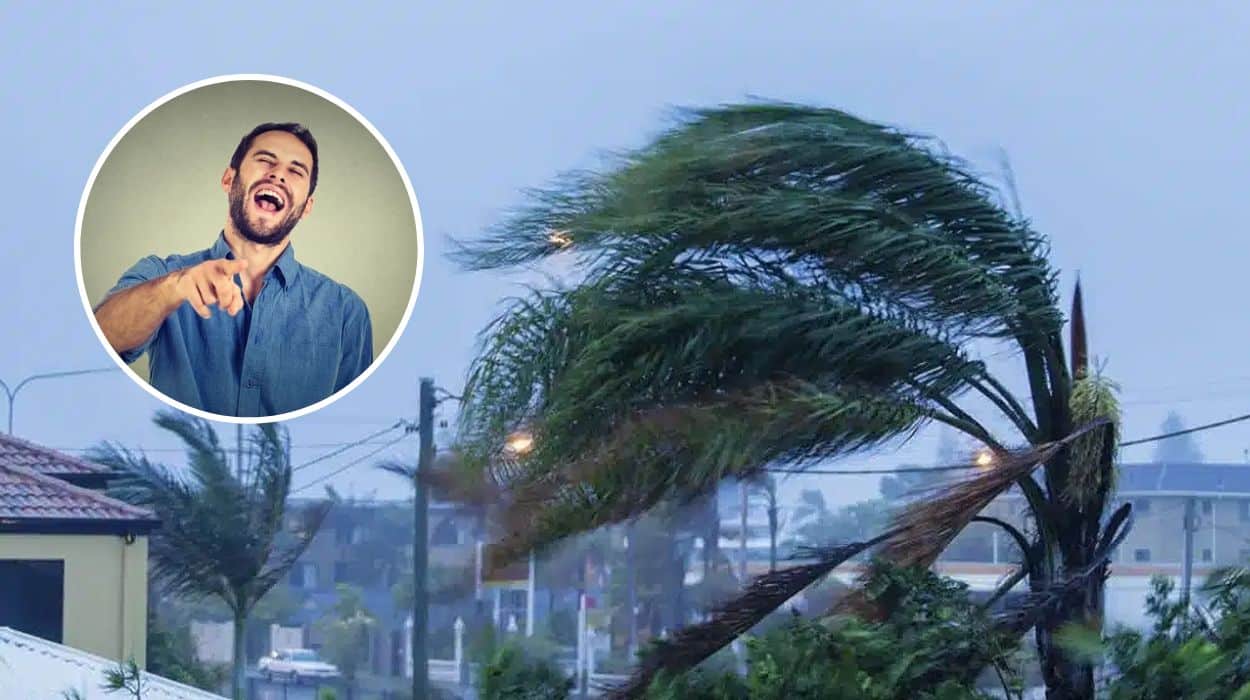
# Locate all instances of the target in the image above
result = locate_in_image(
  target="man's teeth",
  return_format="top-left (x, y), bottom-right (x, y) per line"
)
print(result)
top-left (255, 188), bottom-right (286, 208)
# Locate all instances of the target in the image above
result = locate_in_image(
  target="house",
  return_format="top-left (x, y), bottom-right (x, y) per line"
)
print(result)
top-left (0, 626), bottom-right (224, 699)
top-left (919, 461), bottom-right (1250, 630)
top-left (0, 433), bottom-right (158, 665)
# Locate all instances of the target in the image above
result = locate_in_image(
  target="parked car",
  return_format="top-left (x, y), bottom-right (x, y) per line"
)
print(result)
top-left (258, 648), bottom-right (340, 683)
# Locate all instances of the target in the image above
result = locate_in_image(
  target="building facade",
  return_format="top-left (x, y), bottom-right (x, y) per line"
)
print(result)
top-left (0, 433), bottom-right (158, 666)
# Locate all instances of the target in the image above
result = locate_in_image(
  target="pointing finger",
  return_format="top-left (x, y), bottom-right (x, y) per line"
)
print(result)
top-left (187, 287), bottom-right (212, 319)
top-left (196, 277), bottom-right (218, 306)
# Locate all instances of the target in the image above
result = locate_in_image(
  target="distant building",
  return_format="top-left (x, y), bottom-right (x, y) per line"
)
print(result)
top-left (934, 461), bottom-right (1250, 630)
top-left (0, 433), bottom-right (158, 666)
top-left (269, 498), bottom-right (482, 677)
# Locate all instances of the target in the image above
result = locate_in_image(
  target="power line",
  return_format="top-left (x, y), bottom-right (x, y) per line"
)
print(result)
top-left (291, 433), bottom-right (413, 494)
top-left (1120, 413), bottom-right (1250, 447)
top-left (292, 421), bottom-right (410, 473)
top-left (771, 412), bottom-right (1250, 476)
top-left (52, 439), bottom-right (406, 454)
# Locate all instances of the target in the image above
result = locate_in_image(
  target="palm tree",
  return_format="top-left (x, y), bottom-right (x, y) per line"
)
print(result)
top-left (451, 103), bottom-right (1125, 699)
top-left (92, 412), bottom-right (329, 700)
top-left (752, 475), bottom-right (782, 571)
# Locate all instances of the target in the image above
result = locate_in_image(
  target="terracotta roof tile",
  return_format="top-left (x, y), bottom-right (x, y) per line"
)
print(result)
top-left (0, 433), bottom-right (110, 476)
top-left (0, 463), bottom-right (155, 524)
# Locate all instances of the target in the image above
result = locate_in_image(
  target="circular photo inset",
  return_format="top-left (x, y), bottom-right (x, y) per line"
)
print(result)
top-left (76, 75), bottom-right (422, 422)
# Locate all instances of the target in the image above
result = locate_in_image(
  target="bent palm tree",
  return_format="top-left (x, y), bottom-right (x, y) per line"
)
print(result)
top-left (452, 103), bottom-right (1123, 699)
top-left (91, 412), bottom-right (329, 700)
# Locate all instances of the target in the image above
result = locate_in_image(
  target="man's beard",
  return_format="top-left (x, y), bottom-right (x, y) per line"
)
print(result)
top-left (228, 179), bottom-right (304, 246)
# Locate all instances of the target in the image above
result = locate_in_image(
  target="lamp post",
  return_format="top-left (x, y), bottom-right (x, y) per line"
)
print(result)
top-left (408, 379), bottom-right (534, 699)
top-left (0, 367), bottom-right (118, 434)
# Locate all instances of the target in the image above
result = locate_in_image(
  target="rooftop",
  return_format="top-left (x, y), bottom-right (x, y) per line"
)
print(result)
top-left (0, 462), bottom-right (157, 535)
top-left (0, 432), bottom-right (112, 487)
top-left (0, 626), bottom-right (224, 699)
top-left (1117, 462), bottom-right (1250, 497)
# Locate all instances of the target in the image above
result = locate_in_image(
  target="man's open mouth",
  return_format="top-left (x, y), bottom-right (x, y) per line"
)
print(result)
top-left (253, 186), bottom-right (287, 213)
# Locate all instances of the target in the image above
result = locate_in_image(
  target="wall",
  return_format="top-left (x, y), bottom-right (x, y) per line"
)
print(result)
top-left (0, 533), bottom-right (147, 666)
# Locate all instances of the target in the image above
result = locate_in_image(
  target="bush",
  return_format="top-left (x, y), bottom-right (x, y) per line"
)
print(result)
top-left (478, 639), bottom-right (573, 700)
top-left (643, 563), bottom-right (1017, 700)
top-left (1079, 572), bottom-right (1250, 699)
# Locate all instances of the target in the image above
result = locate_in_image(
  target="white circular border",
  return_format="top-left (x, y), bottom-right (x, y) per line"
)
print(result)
top-left (74, 73), bottom-right (425, 425)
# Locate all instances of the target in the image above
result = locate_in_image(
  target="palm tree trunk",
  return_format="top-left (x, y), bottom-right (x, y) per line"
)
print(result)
top-left (231, 609), bottom-right (247, 700)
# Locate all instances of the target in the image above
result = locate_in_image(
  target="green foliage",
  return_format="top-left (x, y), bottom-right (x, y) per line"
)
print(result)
top-left (1070, 572), bottom-right (1250, 699)
top-left (91, 413), bottom-right (331, 700)
top-left (452, 103), bottom-right (1061, 562)
top-left (146, 606), bottom-right (228, 691)
top-left (789, 490), bottom-right (890, 551)
top-left (317, 689), bottom-right (339, 700)
top-left (316, 584), bottom-right (377, 686)
top-left (477, 639), bottom-right (573, 700)
top-left (101, 658), bottom-right (145, 699)
top-left (644, 564), bottom-right (1018, 700)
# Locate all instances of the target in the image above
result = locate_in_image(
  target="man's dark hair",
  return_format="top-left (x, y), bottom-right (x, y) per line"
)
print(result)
top-left (229, 122), bottom-right (320, 194)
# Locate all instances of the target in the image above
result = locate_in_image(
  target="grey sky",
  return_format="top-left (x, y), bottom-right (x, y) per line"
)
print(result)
top-left (2, 3), bottom-right (1249, 506)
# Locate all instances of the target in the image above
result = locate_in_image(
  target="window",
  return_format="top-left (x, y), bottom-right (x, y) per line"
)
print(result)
top-left (431, 519), bottom-right (459, 546)
top-left (1202, 500), bottom-right (1213, 515)
top-left (1203, 549), bottom-right (1213, 562)
top-left (1134, 499), bottom-right (1151, 515)
top-left (334, 562), bottom-right (351, 583)
top-left (290, 562), bottom-right (318, 590)
top-left (497, 589), bottom-right (528, 633)
top-left (0, 560), bottom-right (64, 643)
top-left (1134, 548), bottom-right (1151, 562)
top-left (336, 523), bottom-right (355, 545)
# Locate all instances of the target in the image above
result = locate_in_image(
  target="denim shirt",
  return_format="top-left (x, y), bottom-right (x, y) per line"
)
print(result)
top-left (108, 233), bottom-right (373, 417)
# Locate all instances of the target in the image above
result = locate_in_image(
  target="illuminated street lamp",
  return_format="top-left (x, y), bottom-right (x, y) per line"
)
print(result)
top-left (505, 431), bottom-right (535, 455)
top-left (975, 449), bottom-right (995, 470)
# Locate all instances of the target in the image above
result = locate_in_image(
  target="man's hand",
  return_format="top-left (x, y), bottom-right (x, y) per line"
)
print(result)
top-left (172, 258), bottom-right (249, 318)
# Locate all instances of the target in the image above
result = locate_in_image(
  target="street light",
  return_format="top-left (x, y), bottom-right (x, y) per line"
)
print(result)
top-left (975, 448), bottom-right (995, 470)
top-left (505, 431), bottom-right (535, 456)
top-left (0, 367), bottom-right (119, 434)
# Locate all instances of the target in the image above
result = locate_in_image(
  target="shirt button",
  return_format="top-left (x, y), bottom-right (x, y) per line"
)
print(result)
top-left (246, 378), bottom-right (258, 389)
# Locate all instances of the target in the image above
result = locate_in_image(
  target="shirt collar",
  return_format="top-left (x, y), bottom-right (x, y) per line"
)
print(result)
top-left (211, 231), bottom-right (300, 288)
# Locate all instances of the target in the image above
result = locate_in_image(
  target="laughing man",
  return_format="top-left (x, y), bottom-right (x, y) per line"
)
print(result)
top-left (95, 122), bottom-right (373, 417)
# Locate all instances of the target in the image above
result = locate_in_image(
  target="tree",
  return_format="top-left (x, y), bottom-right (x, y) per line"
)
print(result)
top-left (451, 103), bottom-right (1126, 698)
top-left (317, 585), bottom-right (377, 700)
top-left (751, 476), bottom-right (783, 572)
top-left (1153, 411), bottom-right (1204, 464)
top-left (92, 412), bottom-right (329, 700)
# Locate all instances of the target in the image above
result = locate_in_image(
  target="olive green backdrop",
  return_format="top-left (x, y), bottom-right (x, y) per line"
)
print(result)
top-left (81, 79), bottom-right (420, 384)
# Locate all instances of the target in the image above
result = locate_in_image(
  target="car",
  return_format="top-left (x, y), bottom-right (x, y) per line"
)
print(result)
top-left (258, 648), bottom-right (340, 683)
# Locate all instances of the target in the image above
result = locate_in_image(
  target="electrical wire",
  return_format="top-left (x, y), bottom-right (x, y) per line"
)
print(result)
top-left (290, 433), bottom-right (413, 494)
top-left (767, 412), bottom-right (1250, 476)
top-left (291, 421), bottom-right (410, 472)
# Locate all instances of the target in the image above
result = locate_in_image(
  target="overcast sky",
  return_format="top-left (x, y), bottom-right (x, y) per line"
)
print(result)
top-left (3, 3), bottom-right (1250, 507)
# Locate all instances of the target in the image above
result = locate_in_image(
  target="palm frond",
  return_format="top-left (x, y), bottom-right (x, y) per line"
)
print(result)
top-left (94, 417), bottom-right (328, 614)
top-left (605, 531), bottom-right (899, 699)
top-left (483, 380), bottom-right (926, 568)
top-left (454, 102), bottom-right (1060, 340)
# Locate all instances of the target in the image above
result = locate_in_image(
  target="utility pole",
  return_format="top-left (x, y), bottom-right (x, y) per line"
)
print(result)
top-left (236, 424), bottom-right (244, 480)
top-left (412, 378), bottom-right (434, 700)
top-left (1182, 496), bottom-right (1198, 602)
